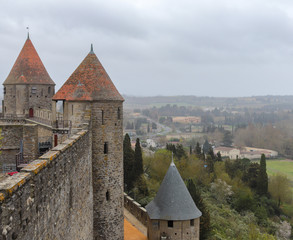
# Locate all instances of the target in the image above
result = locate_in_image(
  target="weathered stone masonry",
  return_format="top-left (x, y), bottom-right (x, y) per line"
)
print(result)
top-left (0, 130), bottom-right (93, 240)
top-left (92, 101), bottom-right (124, 240)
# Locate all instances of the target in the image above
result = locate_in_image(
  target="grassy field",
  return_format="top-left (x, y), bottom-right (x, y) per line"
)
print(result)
top-left (266, 159), bottom-right (293, 182)
top-left (266, 159), bottom-right (293, 216)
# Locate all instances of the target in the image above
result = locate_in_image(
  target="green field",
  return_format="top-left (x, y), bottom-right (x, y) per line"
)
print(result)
top-left (266, 160), bottom-right (293, 216)
top-left (266, 160), bottom-right (293, 182)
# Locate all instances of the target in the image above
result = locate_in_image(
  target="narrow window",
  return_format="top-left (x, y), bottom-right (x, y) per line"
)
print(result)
top-left (106, 191), bottom-right (110, 201)
top-left (104, 142), bottom-right (108, 154)
top-left (102, 110), bottom-right (104, 125)
top-left (4, 107), bottom-right (6, 113)
top-left (72, 105), bottom-right (74, 115)
top-left (117, 107), bottom-right (121, 119)
top-left (48, 86), bottom-right (51, 94)
top-left (4, 87), bottom-right (6, 95)
top-left (31, 87), bottom-right (37, 94)
top-left (168, 221), bottom-right (173, 228)
top-left (190, 219), bottom-right (194, 226)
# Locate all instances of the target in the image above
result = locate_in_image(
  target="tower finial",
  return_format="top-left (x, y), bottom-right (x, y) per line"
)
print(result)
top-left (26, 26), bottom-right (30, 39)
top-left (90, 43), bottom-right (94, 54)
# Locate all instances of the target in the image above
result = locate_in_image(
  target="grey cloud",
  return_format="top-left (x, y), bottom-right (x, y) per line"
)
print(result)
top-left (1, 0), bottom-right (293, 97)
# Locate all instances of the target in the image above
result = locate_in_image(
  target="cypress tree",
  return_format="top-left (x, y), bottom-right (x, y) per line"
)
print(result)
top-left (123, 134), bottom-right (135, 192)
top-left (195, 142), bottom-right (202, 156)
top-left (134, 138), bottom-right (143, 181)
top-left (187, 179), bottom-right (210, 239)
top-left (216, 151), bottom-right (222, 161)
top-left (202, 140), bottom-right (211, 155)
top-left (257, 154), bottom-right (268, 195)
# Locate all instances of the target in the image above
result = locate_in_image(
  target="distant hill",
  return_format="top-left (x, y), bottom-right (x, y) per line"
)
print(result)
top-left (123, 95), bottom-right (293, 110)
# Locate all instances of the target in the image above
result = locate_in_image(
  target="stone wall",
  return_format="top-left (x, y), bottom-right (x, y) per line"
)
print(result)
top-left (34, 109), bottom-right (52, 121)
top-left (0, 124), bottom-right (23, 167)
top-left (147, 218), bottom-right (200, 240)
top-left (23, 124), bottom-right (39, 161)
top-left (91, 101), bottom-right (124, 240)
top-left (124, 194), bottom-right (148, 226)
top-left (3, 84), bottom-right (54, 118)
top-left (0, 121), bottom-right (53, 168)
top-left (0, 130), bottom-right (93, 240)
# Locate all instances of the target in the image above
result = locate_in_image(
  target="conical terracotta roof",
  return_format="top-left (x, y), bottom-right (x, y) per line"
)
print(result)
top-left (3, 36), bottom-right (55, 85)
top-left (53, 47), bottom-right (124, 101)
top-left (146, 161), bottom-right (202, 221)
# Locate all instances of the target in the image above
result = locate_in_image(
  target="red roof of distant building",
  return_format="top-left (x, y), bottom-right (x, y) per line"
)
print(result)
top-left (53, 46), bottom-right (123, 101)
top-left (4, 36), bottom-right (55, 85)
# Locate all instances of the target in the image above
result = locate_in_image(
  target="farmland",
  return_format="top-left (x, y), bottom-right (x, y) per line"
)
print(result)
top-left (266, 159), bottom-right (293, 182)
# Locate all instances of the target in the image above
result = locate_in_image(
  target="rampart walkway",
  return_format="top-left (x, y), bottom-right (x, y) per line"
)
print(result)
top-left (124, 208), bottom-right (147, 240)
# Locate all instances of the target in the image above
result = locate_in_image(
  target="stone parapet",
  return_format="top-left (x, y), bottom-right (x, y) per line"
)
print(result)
top-left (124, 193), bottom-right (148, 227)
top-left (0, 130), bottom-right (93, 240)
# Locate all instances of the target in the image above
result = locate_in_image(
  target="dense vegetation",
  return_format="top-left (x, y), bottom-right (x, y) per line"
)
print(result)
top-left (124, 138), bottom-right (293, 239)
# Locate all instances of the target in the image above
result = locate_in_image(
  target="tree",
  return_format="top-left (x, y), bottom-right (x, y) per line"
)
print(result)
top-left (166, 143), bottom-right (186, 160)
top-left (216, 151), bottom-right (222, 162)
top-left (202, 140), bottom-right (211, 155)
top-left (206, 156), bottom-right (214, 173)
top-left (134, 138), bottom-right (144, 181)
top-left (269, 173), bottom-right (293, 207)
top-left (242, 162), bottom-right (260, 190)
top-left (207, 146), bottom-right (215, 160)
top-left (123, 134), bottom-right (135, 192)
top-left (133, 174), bottom-right (149, 207)
top-left (257, 154), bottom-right (268, 196)
top-left (223, 130), bottom-right (233, 146)
top-left (175, 144), bottom-right (186, 160)
top-left (195, 142), bottom-right (202, 156)
top-left (187, 179), bottom-right (210, 239)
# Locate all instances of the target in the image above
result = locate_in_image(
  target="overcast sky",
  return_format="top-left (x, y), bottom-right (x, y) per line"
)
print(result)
top-left (1, 0), bottom-right (293, 97)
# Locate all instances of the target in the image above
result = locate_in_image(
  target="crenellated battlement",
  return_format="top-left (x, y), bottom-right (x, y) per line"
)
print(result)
top-left (0, 130), bottom-right (93, 240)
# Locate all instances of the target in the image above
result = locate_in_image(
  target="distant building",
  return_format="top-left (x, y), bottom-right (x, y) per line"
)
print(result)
top-left (240, 147), bottom-right (278, 159)
top-left (214, 147), bottom-right (240, 159)
top-left (214, 146), bottom-right (278, 160)
top-left (146, 139), bottom-right (157, 148)
top-left (172, 116), bottom-right (201, 124)
top-left (146, 160), bottom-right (202, 240)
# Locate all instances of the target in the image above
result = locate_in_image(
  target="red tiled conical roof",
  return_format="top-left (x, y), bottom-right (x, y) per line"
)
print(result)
top-left (53, 48), bottom-right (123, 101)
top-left (3, 37), bottom-right (55, 85)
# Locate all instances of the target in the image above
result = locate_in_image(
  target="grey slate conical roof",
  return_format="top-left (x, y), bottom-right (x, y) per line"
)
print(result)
top-left (146, 161), bottom-right (202, 221)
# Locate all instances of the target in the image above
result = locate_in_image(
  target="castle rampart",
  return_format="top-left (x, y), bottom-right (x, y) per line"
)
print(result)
top-left (0, 130), bottom-right (93, 240)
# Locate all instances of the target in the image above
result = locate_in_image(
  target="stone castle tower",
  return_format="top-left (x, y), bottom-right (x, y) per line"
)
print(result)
top-left (3, 35), bottom-right (55, 118)
top-left (53, 44), bottom-right (124, 240)
top-left (146, 160), bottom-right (202, 240)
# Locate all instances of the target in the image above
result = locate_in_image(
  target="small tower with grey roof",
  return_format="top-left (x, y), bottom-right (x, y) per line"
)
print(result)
top-left (146, 160), bottom-right (202, 240)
